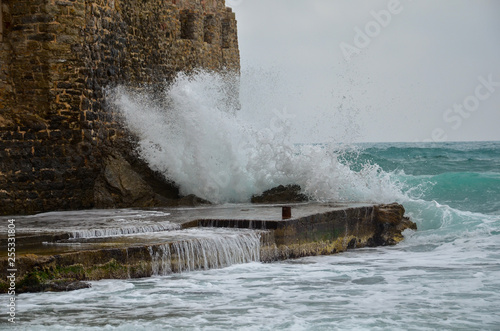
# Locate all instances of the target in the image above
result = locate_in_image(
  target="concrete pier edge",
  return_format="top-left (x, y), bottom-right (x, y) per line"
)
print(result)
top-left (0, 202), bottom-right (416, 293)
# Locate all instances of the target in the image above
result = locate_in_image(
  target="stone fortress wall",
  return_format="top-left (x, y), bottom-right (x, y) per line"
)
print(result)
top-left (0, 0), bottom-right (240, 215)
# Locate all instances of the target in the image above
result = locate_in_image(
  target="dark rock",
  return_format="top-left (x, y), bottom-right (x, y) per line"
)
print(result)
top-left (251, 184), bottom-right (309, 204)
top-left (46, 280), bottom-right (91, 292)
top-left (93, 148), bottom-right (183, 209)
top-left (167, 194), bottom-right (212, 207)
top-left (94, 152), bottom-right (156, 207)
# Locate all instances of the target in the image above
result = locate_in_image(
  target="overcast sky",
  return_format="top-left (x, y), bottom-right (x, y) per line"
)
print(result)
top-left (228, 0), bottom-right (500, 143)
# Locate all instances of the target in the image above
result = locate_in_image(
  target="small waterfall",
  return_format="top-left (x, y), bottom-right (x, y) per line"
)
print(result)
top-left (148, 230), bottom-right (262, 275)
top-left (71, 221), bottom-right (181, 239)
top-left (149, 245), bottom-right (172, 276)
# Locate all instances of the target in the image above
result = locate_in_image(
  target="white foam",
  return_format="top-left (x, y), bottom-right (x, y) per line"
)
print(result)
top-left (109, 71), bottom-right (404, 204)
top-left (15, 243), bottom-right (500, 330)
top-left (70, 221), bottom-right (180, 239)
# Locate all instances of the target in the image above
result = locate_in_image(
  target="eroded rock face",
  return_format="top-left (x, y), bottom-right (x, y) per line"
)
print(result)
top-left (374, 203), bottom-right (417, 245)
top-left (94, 153), bottom-right (158, 208)
top-left (93, 150), bottom-right (213, 208)
top-left (251, 185), bottom-right (309, 204)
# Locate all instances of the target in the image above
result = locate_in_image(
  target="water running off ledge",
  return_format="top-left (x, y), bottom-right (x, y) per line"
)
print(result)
top-left (71, 221), bottom-right (181, 239)
top-left (148, 229), bottom-right (263, 275)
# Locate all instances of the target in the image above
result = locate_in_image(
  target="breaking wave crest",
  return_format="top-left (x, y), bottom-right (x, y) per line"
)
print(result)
top-left (109, 71), bottom-right (404, 203)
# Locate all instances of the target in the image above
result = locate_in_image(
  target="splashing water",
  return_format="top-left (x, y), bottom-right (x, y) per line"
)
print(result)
top-left (8, 142), bottom-right (500, 330)
top-left (71, 221), bottom-right (180, 239)
top-left (109, 70), bottom-right (404, 203)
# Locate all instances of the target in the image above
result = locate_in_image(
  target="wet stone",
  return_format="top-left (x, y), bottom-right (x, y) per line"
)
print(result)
top-left (0, 203), bottom-right (416, 293)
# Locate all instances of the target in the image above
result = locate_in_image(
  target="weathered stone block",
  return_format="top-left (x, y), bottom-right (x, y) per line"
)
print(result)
top-left (56, 34), bottom-right (79, 44)
top-left (21, 14), bottom-right (54, 24)
top-left (28, 33), bottom-right (55, 42)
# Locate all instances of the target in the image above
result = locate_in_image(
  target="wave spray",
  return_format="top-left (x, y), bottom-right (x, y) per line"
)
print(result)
top-left (109, 70), bottom-right (403, 203)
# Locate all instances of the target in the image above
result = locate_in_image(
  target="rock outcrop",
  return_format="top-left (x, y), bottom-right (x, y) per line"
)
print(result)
top-left (251, 184), bottom-right (309, 204)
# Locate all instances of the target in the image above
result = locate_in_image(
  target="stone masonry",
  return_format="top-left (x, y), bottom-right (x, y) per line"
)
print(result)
top-left (0, 0), bottom-right (240, 215)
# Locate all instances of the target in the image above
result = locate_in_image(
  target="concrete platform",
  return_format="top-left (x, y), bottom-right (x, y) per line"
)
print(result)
top-left (0, 203), bottom-right (366, 255)
top-left (0, 203), bottom-right (416, 293)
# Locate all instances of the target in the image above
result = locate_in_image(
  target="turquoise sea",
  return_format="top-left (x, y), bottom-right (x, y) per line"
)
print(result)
top-left (3, 141), bottom-right (500, 330)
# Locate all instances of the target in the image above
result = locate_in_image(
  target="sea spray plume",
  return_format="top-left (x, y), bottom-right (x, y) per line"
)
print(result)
top-left (109, 70), bottom-right (405, 203)
top-left (109, 71), bottom-right (255, 202)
